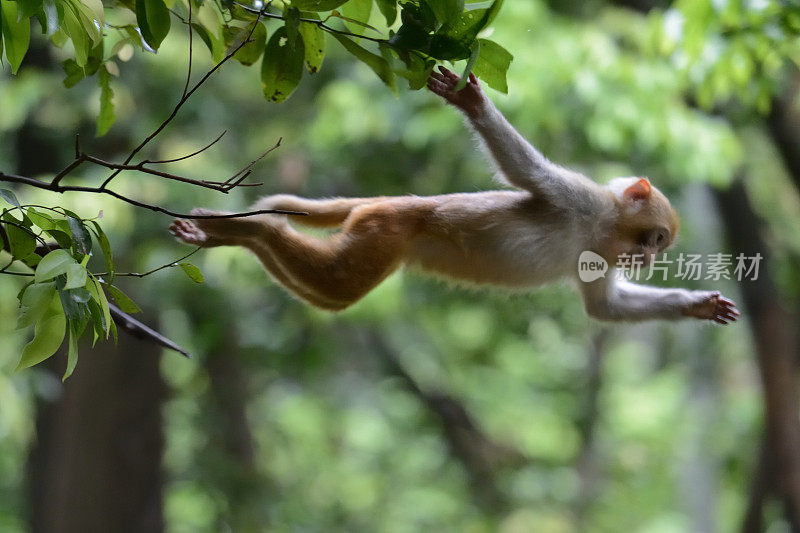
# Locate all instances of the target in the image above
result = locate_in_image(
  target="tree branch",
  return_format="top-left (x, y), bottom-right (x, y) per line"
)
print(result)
top-left (0, 6), bottom-right (300, 222)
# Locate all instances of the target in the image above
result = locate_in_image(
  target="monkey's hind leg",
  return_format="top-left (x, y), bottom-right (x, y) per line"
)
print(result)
top-left (251, 194), bottom-right (389, 228)
top-left (248, 200), bottom-right (430, 310)
top-left (171, 212), bottom-right (344, 309)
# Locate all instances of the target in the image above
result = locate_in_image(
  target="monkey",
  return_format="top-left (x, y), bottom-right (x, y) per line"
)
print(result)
top-left (169, 67), bottom-right (739, 325)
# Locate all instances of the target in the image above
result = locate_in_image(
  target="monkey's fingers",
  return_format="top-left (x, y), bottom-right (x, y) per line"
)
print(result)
top-left (718, 302), bottom-right (740, 322)
top-left (427, 77), bottom-right (449, 93)
top-left (712, 296), bottom-right (740, 324)
top-left (429, 71), bottom-right (448, 84)
top-left (427, 79), bottom-right (457, 102)
top-left (438, 66), bottom-right (460, 81)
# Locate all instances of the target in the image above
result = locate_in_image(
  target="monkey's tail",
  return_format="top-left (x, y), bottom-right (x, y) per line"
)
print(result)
top-left (251, 194), bottom-right (389, 228)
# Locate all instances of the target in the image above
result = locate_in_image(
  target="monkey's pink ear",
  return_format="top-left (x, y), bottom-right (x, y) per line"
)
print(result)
top-left (623, 178), bottom-right (652, 202)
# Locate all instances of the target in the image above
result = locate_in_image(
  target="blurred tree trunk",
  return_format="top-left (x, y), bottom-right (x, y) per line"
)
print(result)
top-left (574, 330), bottom-right (608, 525)
top-left (767, 71), bottom-right (800, 188)
top-left (202, 316), bottom-right (272, 531)
top-left (714, 180), bottom-right (800, 531)
top-left (27, 338), bottom-right (165, 533)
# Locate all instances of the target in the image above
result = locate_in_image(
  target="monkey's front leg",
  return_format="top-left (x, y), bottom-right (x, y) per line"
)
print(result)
top-left (582, 278), bottom-right (740, 324)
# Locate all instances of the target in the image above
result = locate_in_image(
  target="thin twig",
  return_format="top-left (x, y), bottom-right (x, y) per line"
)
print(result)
top-left (95, 246), bottom-right (202, 278)
top-left (143, 130), bottom-right (227, 164)
top-left (182, 0), bottom-right (194, 99)
top-left (0, 171), bottom-right (306, 219)
top-left (99, 7), bottom-right (265, 190)
top-left (223, 138), bottom-right (282, 187)
top-left (234, 2), bottom-right (388, 44)
top-left (51, 154), bottom-right (87, 187)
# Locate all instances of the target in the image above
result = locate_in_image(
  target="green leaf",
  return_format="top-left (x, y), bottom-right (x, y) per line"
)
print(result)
top-left (375, 0), bottom-right (397, 25)
top-left (178, 262), bottom-right (204, 283)
top-left (27, 208), bottom-right (56, 230)
top-left (87, 298), bottom-right (105, 344)
top-left (18, 0), bottom-right (44, 19)
top-left (109, 314), bottom-right (117, 343)
top-left (0, 188), bottom-right (20, 207)
top-left (70, 0), bottom-right (101, 45)
top-left (0, 3), bottom-right (4, 61)
top-left (0, 0), bottom-right (31, 74)
top-left (230, 4), bottom-right (259, 21)
top-left (121, 24), bottom-right (155, 53)
top-left (436, 0), bottom-right (502, 48)
top-left (86, 274), bottom-right (111, 337)
top-left (333, 33), bottom-right (395, 92)
top-left (393, 52), bottom-right (433, 90)
top-left (104, 283), bottom-right (141, 313)
top-left (16, 303), bottom-right (66, 370)
top-left (63, 316), bottom-right (87, 380)
top-left (285, 7), bottom-right (301, 50)
top-left (39, 0), bottom-right (59, 37)
top-left (339, 0), bottom-right (372, 36)
top-left (58, 286), bottom-right (89, 321)
top-left (61, 58), bottom-right (85, 87)
top-left (473, 38), bottom-right (511, 93)
top-left (35, 249), bottom-right (76, 282)
top-left (17, 281), bottom-right (57, 329)
top-left (97, 63), bottom-right (116, 135)
top-left (389, 3), bottom-right (434, 52)
top-left (261, 26), bottom-right (305, 103)
top-left (21, 252), bottom-right (41, 267)
top-left (69, 287), bottom-right (91, 303)
top-left (196, 2), bottom-right (224, 62)
top-left (226, 21), bottom-right (266, 66)
top-left (290, 0), bottom-right (347, 11)
top-left (298, 15), bottom-right (325, 73)
top-left (429, 0), bottom-right (464, 25)
top-left (136, 0), bottom-right (170, 50)
top-left (59, 0), bottom-right (89, 66)
top-left (1, 213), bottom-right (37, 259)
top-left (67, 215), bottom-right (92, 254)
top-left (47, 229), bottom-right (72, 249)
top-left (89, 220), bottom-right (113, 280)
top-left (64, 262), bottom-right (87, 290)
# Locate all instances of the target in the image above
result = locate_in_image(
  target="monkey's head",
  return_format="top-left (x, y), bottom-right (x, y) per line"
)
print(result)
top-left (604, 177), bottom-right (679, 265)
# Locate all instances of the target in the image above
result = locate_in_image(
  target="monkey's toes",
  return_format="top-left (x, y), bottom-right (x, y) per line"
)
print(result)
top-left (169, 219), bottom-right (209, 245)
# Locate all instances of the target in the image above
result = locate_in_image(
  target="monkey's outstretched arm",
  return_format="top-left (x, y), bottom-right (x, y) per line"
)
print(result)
top-left (428, 67), bottom-right (590, 200)
top-left (581, 276), bottom-right (740, 324)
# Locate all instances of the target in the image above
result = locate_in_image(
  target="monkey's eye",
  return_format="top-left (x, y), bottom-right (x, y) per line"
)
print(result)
top-left (656, 232), bottom-right (665, 245)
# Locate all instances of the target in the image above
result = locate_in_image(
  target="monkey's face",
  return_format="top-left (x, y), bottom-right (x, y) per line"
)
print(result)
top-left (606, 177), bottom-right (680, 266)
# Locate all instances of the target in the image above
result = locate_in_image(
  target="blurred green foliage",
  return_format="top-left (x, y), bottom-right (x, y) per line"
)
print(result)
top-left (2, 0), bottom-right (800, 531)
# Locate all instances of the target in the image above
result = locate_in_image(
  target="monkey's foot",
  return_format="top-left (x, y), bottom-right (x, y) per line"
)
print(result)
top-left (686, 291), bottom-right (740, 325)
top-left (169, 218), bottom-right (218, 247)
